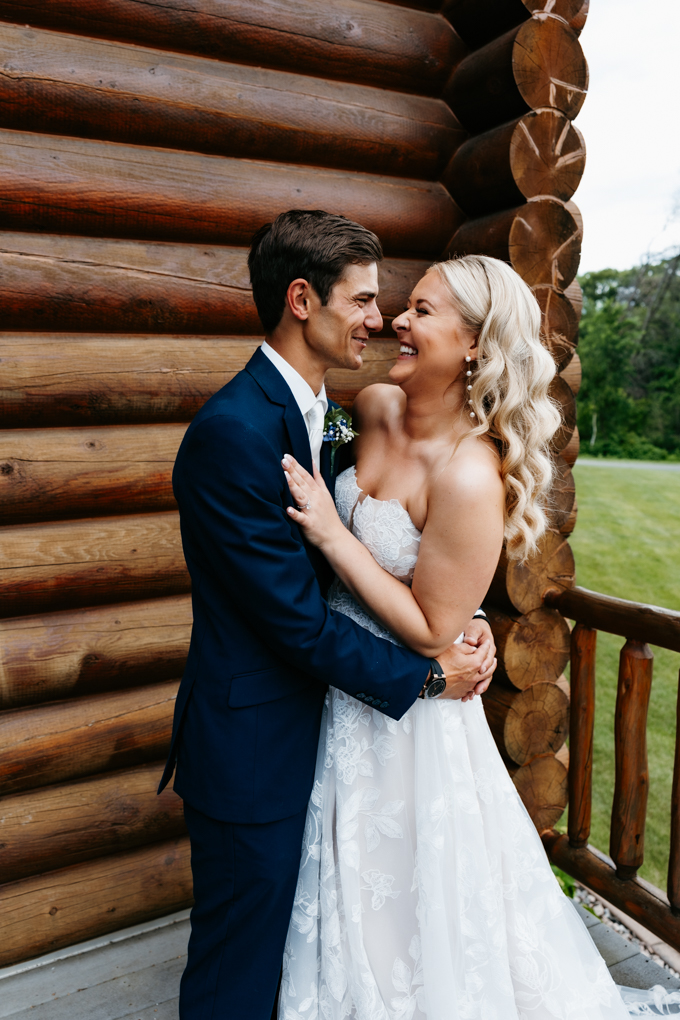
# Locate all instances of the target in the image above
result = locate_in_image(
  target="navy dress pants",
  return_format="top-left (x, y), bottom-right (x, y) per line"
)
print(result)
top-left (180, 802), bottom-right (308, 1020)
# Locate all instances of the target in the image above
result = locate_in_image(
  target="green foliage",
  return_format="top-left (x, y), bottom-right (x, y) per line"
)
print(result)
top-left (577, 255), bottom-right (680, 459)
top-left (569, 461), bottom-right (680, 889)
top-left (551, 864), bottom-right (576, 898)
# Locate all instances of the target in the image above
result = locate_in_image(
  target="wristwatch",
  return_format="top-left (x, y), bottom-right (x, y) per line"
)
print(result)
top-left (418, 658), bottom-right (447, 699)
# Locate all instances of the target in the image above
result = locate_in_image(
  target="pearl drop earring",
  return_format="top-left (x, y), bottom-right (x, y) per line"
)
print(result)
top-left (465, 355), bottom-right (475, 418)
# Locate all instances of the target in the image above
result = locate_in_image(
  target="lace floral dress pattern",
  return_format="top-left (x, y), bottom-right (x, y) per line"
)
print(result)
top-left (279, 467), bottom-right (633, 1020)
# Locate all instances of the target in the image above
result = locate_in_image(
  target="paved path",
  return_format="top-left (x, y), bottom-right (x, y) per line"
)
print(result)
top-left (576, 458), bottom-right (680, 471)
top-left (1, 904), bottom-right (679, 1018)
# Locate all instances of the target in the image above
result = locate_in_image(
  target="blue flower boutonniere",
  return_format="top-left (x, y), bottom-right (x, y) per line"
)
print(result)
top-left (323, 407), bottom-right (358, 471)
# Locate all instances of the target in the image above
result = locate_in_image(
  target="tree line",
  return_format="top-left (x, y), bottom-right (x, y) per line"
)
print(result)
top-left (576, 252), bottom-right (680, 460)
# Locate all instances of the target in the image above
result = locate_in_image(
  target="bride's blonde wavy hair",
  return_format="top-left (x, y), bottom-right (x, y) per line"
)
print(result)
top-left (431, 255), bottom-right (561, 561)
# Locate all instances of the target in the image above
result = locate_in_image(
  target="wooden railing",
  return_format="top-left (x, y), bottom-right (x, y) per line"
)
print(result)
top-left (541, 585), bottom-right (680, 950)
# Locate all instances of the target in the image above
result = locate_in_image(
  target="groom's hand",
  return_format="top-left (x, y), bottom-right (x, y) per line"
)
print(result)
top-left (436, 638), bottom-right (496, 702)
top-left (461, 617), bottom-right (496, 700)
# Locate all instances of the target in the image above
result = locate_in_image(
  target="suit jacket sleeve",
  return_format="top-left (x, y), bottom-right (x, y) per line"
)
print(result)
top-left (174, 413), bottom-right (427, 720)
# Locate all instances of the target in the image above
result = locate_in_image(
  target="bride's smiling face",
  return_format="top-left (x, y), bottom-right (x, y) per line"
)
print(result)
top-left (389, 271), bottom-right (477, 392)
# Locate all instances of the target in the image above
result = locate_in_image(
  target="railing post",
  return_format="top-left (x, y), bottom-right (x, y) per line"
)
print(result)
top-left (568, 623), bottom-right (596, 848)
top-left (668, 669), bottom-right (680, 912)
top-left (610, 639), bottom-right (653, 880)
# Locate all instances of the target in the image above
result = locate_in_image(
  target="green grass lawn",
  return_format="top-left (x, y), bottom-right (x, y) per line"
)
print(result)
top-left (567, 459), bottom-right (680, 889)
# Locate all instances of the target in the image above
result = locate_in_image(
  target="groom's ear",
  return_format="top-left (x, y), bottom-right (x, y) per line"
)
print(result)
top-left (286, 278), bottom-right (312, 322)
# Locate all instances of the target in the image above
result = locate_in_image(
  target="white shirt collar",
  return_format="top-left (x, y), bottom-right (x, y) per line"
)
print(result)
top-left (260, 340), bottom-right (327, 417)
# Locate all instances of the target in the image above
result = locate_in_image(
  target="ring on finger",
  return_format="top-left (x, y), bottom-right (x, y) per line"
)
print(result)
top-left (296, 501), bottom-right (312, 511)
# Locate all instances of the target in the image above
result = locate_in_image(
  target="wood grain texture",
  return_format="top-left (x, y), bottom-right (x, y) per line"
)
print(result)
top-left (447, 199), bottom-right (581, 290)
top-left (543, 586), bottom-right (680, 654)
top-left (564, 277), bottom-right (583, 318)
top-left (501, 531), bottom-right (576, 615)
top-left (568, 623), bottom-right (596, 848)
top-left (558, 498), bottom-right (578, 537)
top-left (0, 511), bottom-right (188, 617)
top-left (0, 233), bottom-right (428, 336)
top-left (570, 0), bottom-right (589, 36)
top-left (0, 24), bottom-right (465, 180)
top-left (446, 15), bottom-right (587, 133)
top-left (0, 0), bottom-right (466, 95)
top-left (0, 334), bottom-right (401, 428)
top-left (510, 750), bottom-right (568, 832)
top-left (0, 596), bottom-right (191, 710)
top-left (560, 352), bottom-right (582, 395)
top-left (550, 373), bottom-right (578, 452)
top-left (547, 454), bottom-right (575, 530)
top-left (442, 109), bottom-right (585, 216)
top-left (561, 426), bottom-right (580, 468)
top-left (442, 0), bottom-right (583, 49)
top-left (534, 284), bottom-right (578, 371)
top-left (482, 678), bottom-right (569, 765)
top-left (0, 835), bottom-right (191, 968)
top-left (486, 606), bottom-right (570, 690)
top-left (610, 640), bottom-right (653, 879)
top-left (0, 680), bottom-right (177, 796)
top-left (668, 668), bottom-right (680, 910)
top-left (0, 762), bottom-right (184, 883)
top-left (0, 130), bottom-right (463, 256)
top-left (0, 424), bottom-right (185, 523)
top-left (545, 832), bottom-right (680, 954)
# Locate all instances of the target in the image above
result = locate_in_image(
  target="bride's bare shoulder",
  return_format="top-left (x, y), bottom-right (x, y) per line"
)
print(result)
top-left (435, 436), bottom-right (504, 514)
top-left (352, 383), bottom-right (404, 430)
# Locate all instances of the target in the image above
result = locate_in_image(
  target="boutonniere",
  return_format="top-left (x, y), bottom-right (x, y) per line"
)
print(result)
top-left (323, 407), bottom-right (358, 471)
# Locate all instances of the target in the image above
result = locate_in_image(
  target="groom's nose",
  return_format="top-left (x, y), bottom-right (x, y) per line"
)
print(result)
top-left (364, 298), bottom-right (383, 333)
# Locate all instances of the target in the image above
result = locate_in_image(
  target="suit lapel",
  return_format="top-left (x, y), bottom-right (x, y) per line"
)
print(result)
top-left (246, 347), bottom-right (313, 472)
top-left (283, 401), bottom-right (313, 475)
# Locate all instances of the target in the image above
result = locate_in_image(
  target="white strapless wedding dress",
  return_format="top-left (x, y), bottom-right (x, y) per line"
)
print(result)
top-left (279, 467), bottom-right (678, 1019)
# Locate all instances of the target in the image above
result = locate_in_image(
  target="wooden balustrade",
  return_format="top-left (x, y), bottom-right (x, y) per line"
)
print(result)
top-left (670, 674), bottom-right (680, 913)
top-left (567, 623), bottom-right (596, 848)
top-left (610, 641), bottom-right (653, 879)
top-left (541, 586), bottom-right (680, 950)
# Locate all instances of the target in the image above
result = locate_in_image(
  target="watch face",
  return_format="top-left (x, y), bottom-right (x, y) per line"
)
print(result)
top-left (426, 678), bottom-right (447, 699)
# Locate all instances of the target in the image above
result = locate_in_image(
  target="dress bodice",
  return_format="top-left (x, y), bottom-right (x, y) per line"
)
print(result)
top-left (328, 466), bottom-right (422, 645)
top-left (334, 465), bottom-right (421, 586)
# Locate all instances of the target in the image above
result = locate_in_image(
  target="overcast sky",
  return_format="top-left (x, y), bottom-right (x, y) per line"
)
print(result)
top-left (575, 0), bottom-right (680, 273)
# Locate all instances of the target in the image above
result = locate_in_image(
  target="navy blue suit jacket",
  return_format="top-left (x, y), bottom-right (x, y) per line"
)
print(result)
top-left (159, 348), bottom-right (428, 823)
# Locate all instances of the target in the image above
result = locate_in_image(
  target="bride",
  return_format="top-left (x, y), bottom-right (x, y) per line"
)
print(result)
top-left (278, 255), bottom-right (658, 1019)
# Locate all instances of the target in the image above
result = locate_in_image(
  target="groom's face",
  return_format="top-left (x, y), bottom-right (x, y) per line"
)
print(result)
top-left (305, 262), bottom-right (382, 371)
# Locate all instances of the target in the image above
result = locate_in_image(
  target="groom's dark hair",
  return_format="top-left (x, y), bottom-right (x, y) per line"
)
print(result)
top-left (248, 209), bottom-right (383, 333)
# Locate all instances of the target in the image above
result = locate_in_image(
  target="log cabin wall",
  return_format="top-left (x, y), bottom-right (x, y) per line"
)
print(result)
top-left (0, 0), bottom-right (587, 966)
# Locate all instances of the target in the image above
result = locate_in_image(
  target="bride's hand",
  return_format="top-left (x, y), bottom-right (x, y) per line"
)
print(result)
top-left (283, 455), bottom-right (346, 550)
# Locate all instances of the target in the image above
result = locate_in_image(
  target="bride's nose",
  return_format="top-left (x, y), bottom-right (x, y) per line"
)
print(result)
top-left (391, 310), bottom-right (409, 333)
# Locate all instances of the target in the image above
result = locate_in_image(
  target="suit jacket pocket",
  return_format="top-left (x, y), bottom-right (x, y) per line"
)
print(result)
top-left (228, 666), bottom-right (316, 708)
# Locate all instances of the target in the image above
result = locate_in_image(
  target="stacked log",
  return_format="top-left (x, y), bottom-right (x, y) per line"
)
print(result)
top-left (0, 0), bottom-right (588, 965)
top-left (439, 1), bottom-right (587, 831)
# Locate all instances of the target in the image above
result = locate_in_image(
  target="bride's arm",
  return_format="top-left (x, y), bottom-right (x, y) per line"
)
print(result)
top-left (283, 452), bottom-right (504, 658)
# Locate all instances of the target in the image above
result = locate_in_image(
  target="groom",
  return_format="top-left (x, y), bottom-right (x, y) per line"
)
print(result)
top-left (159, 209), bottom-right (496, 1019)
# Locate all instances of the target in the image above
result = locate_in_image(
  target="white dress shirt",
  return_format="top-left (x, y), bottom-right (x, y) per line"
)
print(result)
top-left (260, 341), bottom-right (328, 469)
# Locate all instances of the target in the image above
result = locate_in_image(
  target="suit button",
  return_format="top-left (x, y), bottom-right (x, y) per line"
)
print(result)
top-left (380, 701), bottom-right (389, 709)
top-left (356, 692), bottom-right (366, 700)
